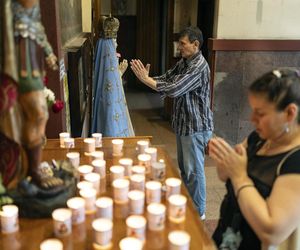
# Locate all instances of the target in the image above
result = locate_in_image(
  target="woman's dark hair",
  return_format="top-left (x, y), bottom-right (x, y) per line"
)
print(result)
top-left (179, 26), bottom-right (203, 48)
top-left (249, 68), bottom-right (300, 123)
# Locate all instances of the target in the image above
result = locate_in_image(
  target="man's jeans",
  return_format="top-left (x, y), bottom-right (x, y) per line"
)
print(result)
top-left (176, 131), bottom-right (212, 216)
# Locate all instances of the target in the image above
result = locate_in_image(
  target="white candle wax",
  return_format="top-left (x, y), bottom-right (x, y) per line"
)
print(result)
top-left (40, 238), bottom-right (63, 250)
top-left (84, 138), bottom-right (96, 154)
top-left (67, 197), bottom-right (86, 225)
top-left (151, 161), bottom-right (166, 181)
top-left (77, 165), bottom-right (93, 180)
top-left (145, 147), bottom-right (157, 163)
top-left (126, 215), bottom-right (146, 241)
top-left (0, 205), bottom-right (19, 234)
top-left (96, 197), bottom-right (113, 219)
top-left (63, 137), bottom-right (75, 148)
top-left (59, 132), bottom-right (70, 148)
top-left (137, 154), bottom-right (152, 174)
top-left (110, 165), bottom-right (125, 183)
top-left (145, 181), bottom-right (162, 204)
top-left (90, 151), bottom-right (104, 161)
top-left (112, 179), bottom-right (130, 203)
top-left (119, 158), bottom-right (133, 177)
top-left (92, 218), bottom-right (113, 247)
top-left (84, 172), bottom-right (101, 193)
top-left (168, 230), bottom-right (191, 249)
top-left (112, 139), bottom-right (124, 156)
top-left (136, 140), bottom-right (149, 154)
top-left (119, 237), bottom-right (143, 250)
top-left (147, 203), bottom-right (166, 231)
top-left (91, 159), bottom-right (106, 178)
top-left (131, 165), bottom-right (146, 176)
top-left (165, 178), bottom-right (182, 198)
top-left (77, 181), bottom-right (93, 191)
top-left (92, 133), bottom-right (102, 147)
top-left (66, 152), bottom-right (80, 168)
top-left (79, 188), bottom-right (97, 213)
top-left (128, 190), bottom-right (145, 215)
top-left (130, 174), bottom-right (145, 192)
top-left (52, 208), bottom-right (72, 237)
top-left (168, 194), bottom-right (187, 223)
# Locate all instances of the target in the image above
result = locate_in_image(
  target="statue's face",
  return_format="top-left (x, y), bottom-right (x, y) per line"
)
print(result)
top-left (113, 39), bottom-right (118, 49)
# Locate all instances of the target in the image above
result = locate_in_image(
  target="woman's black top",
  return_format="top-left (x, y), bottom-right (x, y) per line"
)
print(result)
top-left (212, 131), bottom-right (300, 249)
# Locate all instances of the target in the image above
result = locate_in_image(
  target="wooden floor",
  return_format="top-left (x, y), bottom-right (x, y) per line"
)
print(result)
top-left (126, 90), bottom-right (226, 235)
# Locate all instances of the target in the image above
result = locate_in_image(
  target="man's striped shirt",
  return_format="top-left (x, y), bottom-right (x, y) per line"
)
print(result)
top-left (155, 52), bottom-right (213, 136)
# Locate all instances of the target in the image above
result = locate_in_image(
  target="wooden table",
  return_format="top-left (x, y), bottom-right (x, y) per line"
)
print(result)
top-left (0, 137), bottom-right (216, 250)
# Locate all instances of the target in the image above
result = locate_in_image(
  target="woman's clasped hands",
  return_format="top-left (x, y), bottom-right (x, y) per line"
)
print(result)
top-left (208, 137), bottom-right (248, 183)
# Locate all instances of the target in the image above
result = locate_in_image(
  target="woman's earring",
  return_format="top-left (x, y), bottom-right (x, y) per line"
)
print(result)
top-left (284, 123), bottom-right (290, 133)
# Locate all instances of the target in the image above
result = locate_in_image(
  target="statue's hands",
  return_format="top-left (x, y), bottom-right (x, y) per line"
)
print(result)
top-left (46, 53), bottom-right (58, 70)
top-left (119, 59), bottom-right (128, 76)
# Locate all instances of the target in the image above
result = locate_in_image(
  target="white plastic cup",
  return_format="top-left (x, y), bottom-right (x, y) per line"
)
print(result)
top-left (119, 158), bottom-right (133, 177)
top-left (126, 215), bottom-right (146, 242)
top-left (84, 172), bottom-right (101, 194)
top-left (92, 133), bottom-right (102, 148)
top-left (90, 151), bottom-right (104, 161)
top-left (128, 190), bottom-right (145, 215)
top-left (112, 178), bottom-right (130, 203)
top-left (52, 208), bottom-right (72, 237)
top-left (66, 152), bottom-right (80, 168)
top-left (0, 205), bottom-right (19, 234)
top-left (151, 161), bottom-right (166, 181)
top-left (92, 218), bottom-right (113, 248)
top-left (59, 132), bottom-right (70, 148)
top-left (168, 230), bottom-right (191, 250)
top-left (79, 188), bottom-right (97, 213)
top-left (64, 137), bottom-right (75, 148)
top-left (84, 138), bottom-right (96, 154)
top-left (145, 147), bottom-right (157, 164)
top-left (112, 139), bottom-right (124, 156)
top-left (131, 165), bottom-right (146, 176)
top-left (40, 239), bottom-right (63, 250)
top-left (145, 181), bottom-right (162, 204)
top-left (130, 174), bottom-right (145, 192)
top-left (110, 165), bottom-right (125, 184)
top-left (96, 197), bottom-right (113, 219)
top-left (119, 237), bottom-right (143, 250)
top-left (67, 197), bottom-right (86, 225)
top-left (91, 159), bottom-right (106, 178)
top-left (165, 178), bottom-right (182, 199)
top-left (77, 180), bottom-right (93, 191)
top-left (77, 164), bottom-right (93, 181)
top-left (137, 154), bottom-right (152, 174)
top-left (136, 140), bottom-right (149, 154)
top-left (147, 203), bottom-right (166, 231)
top-left (168, 194), bottom-right (187, 223)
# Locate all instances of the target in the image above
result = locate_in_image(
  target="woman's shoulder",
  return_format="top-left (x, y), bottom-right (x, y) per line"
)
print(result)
top-left (278, 147), bottom-right (300, 175)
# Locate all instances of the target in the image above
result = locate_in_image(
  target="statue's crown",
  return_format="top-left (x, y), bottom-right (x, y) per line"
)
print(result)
top-left (102, 14), bottom-right (120, 39)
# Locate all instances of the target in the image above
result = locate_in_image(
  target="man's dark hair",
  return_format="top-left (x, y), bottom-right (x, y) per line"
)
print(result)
top-left (179, 26), bottom-right (203, 48)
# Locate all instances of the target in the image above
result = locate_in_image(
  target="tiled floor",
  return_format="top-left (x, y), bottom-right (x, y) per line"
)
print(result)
top-left (126, 89), bottom-right (226, 235)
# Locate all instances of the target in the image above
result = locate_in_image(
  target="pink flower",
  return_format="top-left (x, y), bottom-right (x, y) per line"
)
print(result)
top-left (51, 100), bottom-right (64, 113)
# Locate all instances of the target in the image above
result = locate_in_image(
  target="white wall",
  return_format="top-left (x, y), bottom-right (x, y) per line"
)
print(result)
top-left (214, 0), bottom-right (300, 39)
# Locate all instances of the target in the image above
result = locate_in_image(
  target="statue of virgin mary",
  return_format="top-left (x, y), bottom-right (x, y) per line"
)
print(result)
top-left (91, 15), bottom-right (134, 137)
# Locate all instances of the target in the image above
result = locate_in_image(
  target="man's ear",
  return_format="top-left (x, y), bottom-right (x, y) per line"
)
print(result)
top-left (194, 40), bottom-right (200, 49)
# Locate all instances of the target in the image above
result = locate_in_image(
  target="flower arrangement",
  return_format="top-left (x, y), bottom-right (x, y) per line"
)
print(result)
top-left (43, 86), bottom-right (64, 113)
